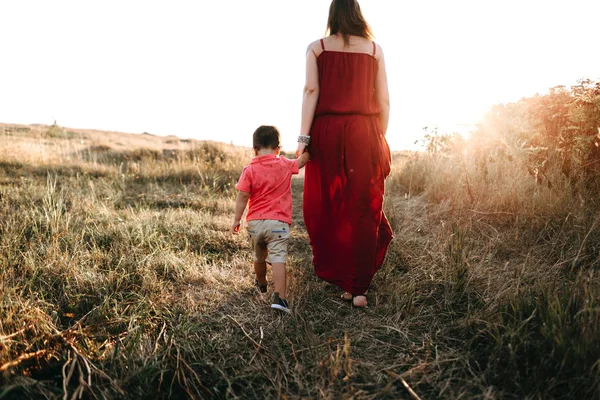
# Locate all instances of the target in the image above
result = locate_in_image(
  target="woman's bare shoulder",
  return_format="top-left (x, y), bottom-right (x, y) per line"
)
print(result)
top-left (306, 39), bottom-right (324, 57)
top-left (374, 42), bottom-right (385, 61)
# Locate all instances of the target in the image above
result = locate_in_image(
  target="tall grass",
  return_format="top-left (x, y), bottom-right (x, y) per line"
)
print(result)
top-left (1, 121), bottom-right (599, 399)
top-left (387, 119), bottom-right (600, 397)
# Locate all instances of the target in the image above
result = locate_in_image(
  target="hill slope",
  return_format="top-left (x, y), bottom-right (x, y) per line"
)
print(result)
top-left (1, 123), bottom-right (598, 399)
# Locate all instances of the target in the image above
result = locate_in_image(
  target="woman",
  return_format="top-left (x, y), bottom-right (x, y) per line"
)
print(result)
top-left (296, 0), bottom-right (393, 308)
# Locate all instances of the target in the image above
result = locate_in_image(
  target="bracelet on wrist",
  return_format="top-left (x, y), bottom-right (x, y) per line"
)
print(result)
top-left (298, 135), bottom-right (311, 145)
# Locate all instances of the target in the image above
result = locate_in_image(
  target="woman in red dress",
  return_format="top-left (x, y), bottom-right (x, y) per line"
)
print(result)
top-left (296, 0), bottom-right (393, 308)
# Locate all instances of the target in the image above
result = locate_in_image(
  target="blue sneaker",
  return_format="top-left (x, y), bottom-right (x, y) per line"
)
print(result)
top-left (271, 292), bottom-right (290, 314)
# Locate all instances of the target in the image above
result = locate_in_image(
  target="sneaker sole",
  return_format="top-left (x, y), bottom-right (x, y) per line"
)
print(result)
top-left (271, 304), bottom-right (291, 314)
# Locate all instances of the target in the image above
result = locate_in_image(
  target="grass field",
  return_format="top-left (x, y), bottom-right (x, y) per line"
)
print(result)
top-left (1, 122), bottom-right (599, 399)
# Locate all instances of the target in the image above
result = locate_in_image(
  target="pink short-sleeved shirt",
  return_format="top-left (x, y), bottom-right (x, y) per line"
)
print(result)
top-left (236, 154), bottom-right (299, 224)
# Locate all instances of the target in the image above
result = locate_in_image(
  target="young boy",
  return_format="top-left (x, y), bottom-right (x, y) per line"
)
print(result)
top-left (231, 125), bottom-right (309, 313)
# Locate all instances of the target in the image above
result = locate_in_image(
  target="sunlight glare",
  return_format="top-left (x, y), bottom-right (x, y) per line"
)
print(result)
top-left (0, 0), bottom-right (598, 151)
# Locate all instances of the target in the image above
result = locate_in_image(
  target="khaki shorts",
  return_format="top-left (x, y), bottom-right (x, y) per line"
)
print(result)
top-left (247, 219), bottom-right (291, 264)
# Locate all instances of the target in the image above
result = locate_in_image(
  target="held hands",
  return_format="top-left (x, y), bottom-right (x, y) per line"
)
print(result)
top-left (296, 143), bottom-right (308, 158)
top-left (231, 220), bottom-right (241, 235)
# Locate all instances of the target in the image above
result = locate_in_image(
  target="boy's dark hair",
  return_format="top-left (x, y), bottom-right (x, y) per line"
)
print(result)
top-left (253, 125), bottom-right (281, 151)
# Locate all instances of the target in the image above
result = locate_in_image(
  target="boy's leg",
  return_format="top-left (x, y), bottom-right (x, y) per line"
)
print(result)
top-left (254, 247), bottom-right (268, 287)
top-left (254, 261), bottom-right (267, 282)
top-left (248, 221), bottom-right (268, 287)
top-left (271, 262), bottom-right (286, 300)
top-left (265, 221), bottom-right (290, 301)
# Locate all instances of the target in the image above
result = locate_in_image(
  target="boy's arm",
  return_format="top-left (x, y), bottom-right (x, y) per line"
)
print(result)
top-left (231, 190), bottom-right (250, 234)
top-left (296, 151), bottom-right (310, 169)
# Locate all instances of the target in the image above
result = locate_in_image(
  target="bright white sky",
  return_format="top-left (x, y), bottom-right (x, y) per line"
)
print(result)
top-left (1, 0), bottom-right (598, 151)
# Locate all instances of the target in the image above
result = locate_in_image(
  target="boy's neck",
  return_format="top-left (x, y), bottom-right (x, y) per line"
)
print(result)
top-left (255, 148), bottom-right (279, 157)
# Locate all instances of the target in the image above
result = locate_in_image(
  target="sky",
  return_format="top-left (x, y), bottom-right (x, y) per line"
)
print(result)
top-left (1, 0), bottom-right (599, 151)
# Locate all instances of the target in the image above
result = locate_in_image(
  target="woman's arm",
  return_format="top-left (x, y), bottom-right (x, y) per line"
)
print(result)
top-left (375, 45), bottom-right (390, 135)
top-left (297, 42), bottom-right (320, 157)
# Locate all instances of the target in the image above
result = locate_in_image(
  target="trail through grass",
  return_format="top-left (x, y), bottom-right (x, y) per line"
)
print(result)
top-left (1, 124), bottom-right (599, 399)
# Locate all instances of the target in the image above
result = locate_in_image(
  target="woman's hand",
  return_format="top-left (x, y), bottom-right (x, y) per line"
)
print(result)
top-left (296, 143), bottom-right (307, 158)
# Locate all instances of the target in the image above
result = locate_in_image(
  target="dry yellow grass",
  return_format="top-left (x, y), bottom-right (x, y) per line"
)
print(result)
top-left (0, 122), bottom-right (251, 164)
top-left (1, 122), bottom-right (599, 399)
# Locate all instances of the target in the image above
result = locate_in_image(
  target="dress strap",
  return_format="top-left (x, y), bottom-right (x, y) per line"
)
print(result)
top-left (372, 41), bottom-right (377, 56)
top-left (320, 38), bottom-right (325, 50)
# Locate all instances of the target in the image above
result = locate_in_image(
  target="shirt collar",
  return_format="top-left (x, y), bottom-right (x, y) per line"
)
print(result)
top-left (251, 154), bottom-right (278, 164)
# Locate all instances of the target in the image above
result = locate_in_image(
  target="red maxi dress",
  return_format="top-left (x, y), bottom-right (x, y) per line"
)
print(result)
top-left (304, 39), bottom-right (393, 295)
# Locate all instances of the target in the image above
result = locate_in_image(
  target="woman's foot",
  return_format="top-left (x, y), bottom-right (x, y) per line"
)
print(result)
top-left (352, 295), bottom-right (367, 308)
top-left (341, 292), bottom-right (353, 301)
top-left (341, 292), bottom-right (368, 307)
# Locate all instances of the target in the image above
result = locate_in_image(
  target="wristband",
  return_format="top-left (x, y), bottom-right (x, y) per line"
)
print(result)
top-left (298, 135), bottom-right (311, 145)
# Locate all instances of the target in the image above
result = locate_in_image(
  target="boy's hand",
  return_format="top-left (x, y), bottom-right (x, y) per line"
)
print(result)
top-left (232, 191), bottom-right (249, 234)
top-left (231, 220), bottom-right (241, 234)
top-left (296, 143), bottom-right (307, 158)
top-left (297, 150), bottom-right (310, 169)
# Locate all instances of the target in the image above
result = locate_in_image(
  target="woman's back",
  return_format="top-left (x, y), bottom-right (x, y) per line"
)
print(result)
top-left (300, 0), bottom-right (393, 307)
top-left (315, 34), bottom-right (381, 116)
top-left (319, 34), bottom-right (376, 54)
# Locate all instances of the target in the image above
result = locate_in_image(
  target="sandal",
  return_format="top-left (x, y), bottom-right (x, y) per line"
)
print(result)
top-left (341, 292), bottom-right (368, 307)
top-left (341, 292), bottom-right (353, 301)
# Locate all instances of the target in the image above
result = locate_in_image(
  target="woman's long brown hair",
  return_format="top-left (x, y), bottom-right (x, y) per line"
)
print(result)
top-left (326, 0), bottom-right (374, 46)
